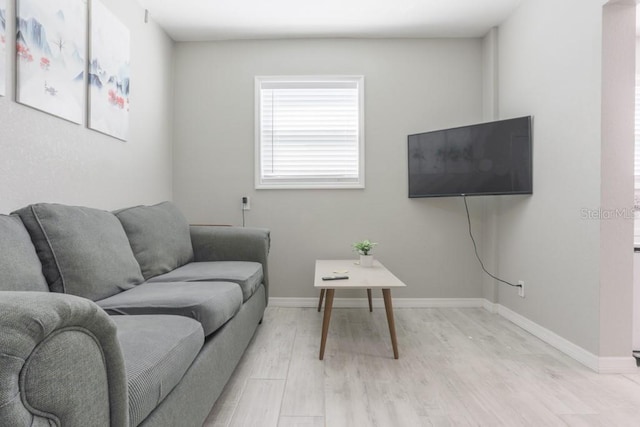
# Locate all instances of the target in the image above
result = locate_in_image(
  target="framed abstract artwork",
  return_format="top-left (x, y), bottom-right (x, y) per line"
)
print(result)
top-left (15, 0), bottom-right (87, 122)
top-left (88, 0), bottom-right (130, 141)
top-left (0, 0), bottom-right (6, 96)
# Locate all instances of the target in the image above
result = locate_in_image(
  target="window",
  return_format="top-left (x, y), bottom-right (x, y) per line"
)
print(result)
top-left (255, 76), bottom-right (364, 189)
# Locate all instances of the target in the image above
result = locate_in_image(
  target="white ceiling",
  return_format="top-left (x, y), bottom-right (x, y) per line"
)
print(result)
top-left (137, 0), bottom-right (523, 42)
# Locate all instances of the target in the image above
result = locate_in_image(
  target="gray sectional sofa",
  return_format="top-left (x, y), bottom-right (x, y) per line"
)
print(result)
top-left (0, 201), bottom-right (270, 426)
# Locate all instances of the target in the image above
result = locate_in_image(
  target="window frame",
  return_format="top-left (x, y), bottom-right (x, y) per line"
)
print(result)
top-left (254, 75), bottom-right (365, 190)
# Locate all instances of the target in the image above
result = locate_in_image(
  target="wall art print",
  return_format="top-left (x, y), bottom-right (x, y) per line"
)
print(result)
top-left (0, 0), bottom-right (6, 96)
top-left (16, 0), bottom-right (86, 123)
top-left (89, 0), bottom-right (130, 141)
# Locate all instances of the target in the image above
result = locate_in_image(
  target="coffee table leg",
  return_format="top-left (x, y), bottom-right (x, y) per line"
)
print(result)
top-left (317, 289), bottom-right (325, 312)
top-left (319, 289), bottom-right (335, 360)
top-left (367, 288), bottom-right (373, 312)
top-left (382, 289), bottom-right (399, 359)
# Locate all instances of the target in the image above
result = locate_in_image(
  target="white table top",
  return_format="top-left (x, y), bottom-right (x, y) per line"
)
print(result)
top-left (314, 259), bottom-right (407, 289)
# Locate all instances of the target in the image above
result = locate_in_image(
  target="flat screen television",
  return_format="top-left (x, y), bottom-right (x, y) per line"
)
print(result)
top-left (408, 116), bottom-right (533, 198)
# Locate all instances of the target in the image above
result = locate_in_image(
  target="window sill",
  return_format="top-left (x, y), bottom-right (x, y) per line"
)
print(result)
top-left (256, 183), bottom-right (365, 190)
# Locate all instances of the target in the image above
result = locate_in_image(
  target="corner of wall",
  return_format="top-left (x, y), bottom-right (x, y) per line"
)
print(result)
top-left (599, 0), bottom-right (636, 358)
top-left (480, 27), bottom-right (500, 304)
top-left (482, 27), bottom-right (499, 122)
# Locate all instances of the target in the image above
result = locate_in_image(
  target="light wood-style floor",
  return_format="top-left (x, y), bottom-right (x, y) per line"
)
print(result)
top-left (203, 307), bottom-right (640, 427)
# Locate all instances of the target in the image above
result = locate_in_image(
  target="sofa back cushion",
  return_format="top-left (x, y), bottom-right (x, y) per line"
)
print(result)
top-left (13, 204), bottom-right (144, 300)
top-left (0, 214), bottom-right (49, 292)
top-left (114, 202), bottom-right (194, 280)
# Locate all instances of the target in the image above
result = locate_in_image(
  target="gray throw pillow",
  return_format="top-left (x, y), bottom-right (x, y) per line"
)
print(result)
top-left (0, 214), bottom-right (49, 292)
top-left (114, 201), bottom-right (194, 280)
top-left (13, 204), bottom-right (144, 301)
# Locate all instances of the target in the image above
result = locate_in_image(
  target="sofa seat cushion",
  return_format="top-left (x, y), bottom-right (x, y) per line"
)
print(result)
top-left (147, 261), bottom-right (263, 302)
top-left (115, 202), bottom-right (194, 281)
top-left (110, 315), bottom-right (204, 426)
top-left (97, 282), bottom-right (242, 336)
top-left (0, 215), bottom-right (49, 292)
top-left (13, 203), bottom-right (144, 300)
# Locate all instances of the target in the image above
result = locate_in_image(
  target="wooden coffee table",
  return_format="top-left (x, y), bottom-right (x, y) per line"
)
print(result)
top-left (314, 259), bottom-right (406, 360)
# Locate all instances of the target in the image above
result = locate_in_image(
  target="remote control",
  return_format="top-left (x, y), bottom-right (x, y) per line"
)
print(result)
top-left (322, 275), bottom-right (349, 281)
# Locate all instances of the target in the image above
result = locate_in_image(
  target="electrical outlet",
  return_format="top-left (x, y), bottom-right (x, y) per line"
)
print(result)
top-left (518, 280), bottom-right (525, 298)
top-left (242, 196), bottom-right (251, 211)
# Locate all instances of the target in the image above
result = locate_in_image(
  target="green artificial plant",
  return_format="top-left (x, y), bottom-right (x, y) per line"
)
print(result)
top-left (352, 240), bottom-right (378, 256)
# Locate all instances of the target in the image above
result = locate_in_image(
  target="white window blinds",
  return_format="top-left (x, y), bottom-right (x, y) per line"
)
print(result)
top-left (255, 76), bottom-right (364, 189)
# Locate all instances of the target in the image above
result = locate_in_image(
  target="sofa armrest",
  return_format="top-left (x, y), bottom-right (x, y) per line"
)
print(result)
top-left (0, 292), bottom-right (128, 427)
top-left (190, 226), bottom-right (270, 304)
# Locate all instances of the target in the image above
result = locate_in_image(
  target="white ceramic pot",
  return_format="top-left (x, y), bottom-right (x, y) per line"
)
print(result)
top-left (360, 254), bottom-right (374, 267)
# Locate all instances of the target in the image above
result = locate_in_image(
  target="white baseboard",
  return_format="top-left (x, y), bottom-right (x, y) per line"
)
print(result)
top-left (495, 304), bottom-right (599, 371)
top-left (268, 297), bottom-right (485, 309)
top-left (482, 299), bottom-right (499, 314)
top-left (269, 298), bottom-right (318, 308)
top-left (267, 297), bottom-right (637, 374)
top-left (598, 357), bottom-right (638, 374)
top-left (494, 303), bottom-right (637, 374)
top-left (393, 298), bottom-right (485, 308)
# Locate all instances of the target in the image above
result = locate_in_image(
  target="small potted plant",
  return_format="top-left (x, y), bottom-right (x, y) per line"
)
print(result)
top-left (353, 239), bottom-right (378, 267)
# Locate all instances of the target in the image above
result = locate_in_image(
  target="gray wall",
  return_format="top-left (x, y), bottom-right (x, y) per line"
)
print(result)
top-left (0, 0), bottom-right (174, 213)
top-left (495, 0), bottom-right (634, 357)
top-left (172, 38), bottom-right (486, 299)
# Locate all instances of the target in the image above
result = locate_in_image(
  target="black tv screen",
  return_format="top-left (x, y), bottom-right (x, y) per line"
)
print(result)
top-left (408, 116), bottom-right (533, 198)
